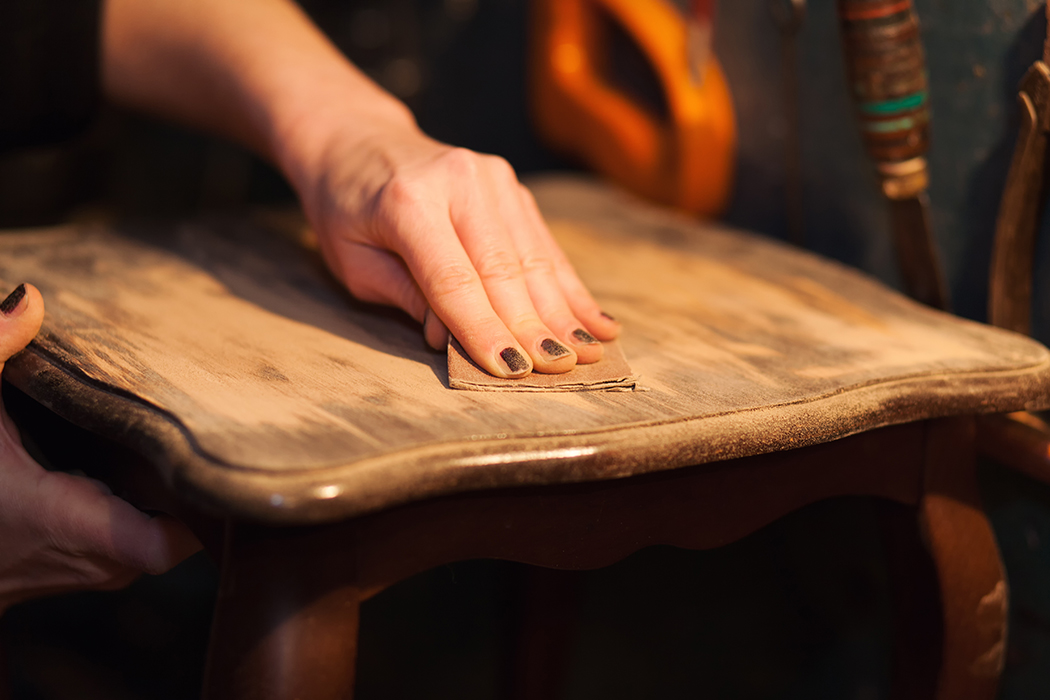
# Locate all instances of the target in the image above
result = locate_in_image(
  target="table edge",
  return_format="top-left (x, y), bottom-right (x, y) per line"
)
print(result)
top-left (8, 343), bottom-right (1050, 525)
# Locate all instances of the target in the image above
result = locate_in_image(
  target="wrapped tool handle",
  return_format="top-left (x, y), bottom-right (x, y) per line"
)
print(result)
top-left (838, 0), bottom-right (930, 198)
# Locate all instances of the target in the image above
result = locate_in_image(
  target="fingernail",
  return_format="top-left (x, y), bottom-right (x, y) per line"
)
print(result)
top-left (540, 338), bottom-right (571, 358)
top-left (601, 311), bottom-right (617, 322)
top-left (572, 328), bottom-right (599, 344)
top-left (1, 284), bottom-right (26, 316)
top-left (499, 347), bottom-right (530, 375)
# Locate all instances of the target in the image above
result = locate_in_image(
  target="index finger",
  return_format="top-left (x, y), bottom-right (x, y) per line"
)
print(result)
top-left (379, 184), bottom-right (533, 378)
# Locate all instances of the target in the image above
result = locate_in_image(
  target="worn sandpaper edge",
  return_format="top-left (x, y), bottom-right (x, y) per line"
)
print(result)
top-left (448, 377), bottom-right (640, 392)
top-left (447, 337), bottom-right (640, 392)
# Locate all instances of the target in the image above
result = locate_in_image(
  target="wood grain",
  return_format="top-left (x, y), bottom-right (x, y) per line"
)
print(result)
top-left (2, 176), bottom-right (1048, 524)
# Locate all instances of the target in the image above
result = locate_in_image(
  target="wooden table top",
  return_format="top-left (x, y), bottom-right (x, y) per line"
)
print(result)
top-left (2, 176), bottom-right (1048, 524)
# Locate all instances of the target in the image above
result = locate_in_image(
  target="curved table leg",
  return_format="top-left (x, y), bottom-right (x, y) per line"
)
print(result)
top-left (203, 522), bottom-right (362, 700)
top-left (922, 418), bottom-right (1007, 700)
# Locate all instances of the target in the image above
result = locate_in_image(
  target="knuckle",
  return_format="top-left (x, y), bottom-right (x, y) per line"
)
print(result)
top-left (375, 176), bottom-right (428, 227)
top-left (475, 249), bottom-right (523, 284)
top-left (425, 263), bottom-right (477, 298)
top-left (484, 154), bottom-right (517, 180)
top-left (520, 253), bottom-right (556, 277)
top-left (507, 311), bottom-right (542, 328)
top-left (72, 565), bottom-right (115, 589)
top-left (440, 148), bottom-right (480, 178)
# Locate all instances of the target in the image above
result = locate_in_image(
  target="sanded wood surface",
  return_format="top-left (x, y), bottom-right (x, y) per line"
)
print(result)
top-left (2, 176), bottom-right (1049, 523)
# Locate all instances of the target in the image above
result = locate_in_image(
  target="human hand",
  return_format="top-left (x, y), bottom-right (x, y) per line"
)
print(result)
top-left (287, 114), bottom-right (621, 378)
top-left (0, 284), bottom-right (202, 613)
top-left (101, 0), bottom-right (619, 377)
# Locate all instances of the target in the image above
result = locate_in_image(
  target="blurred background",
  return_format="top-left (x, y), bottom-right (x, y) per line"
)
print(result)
top-left (4, 0), bottom-right (1050, 698)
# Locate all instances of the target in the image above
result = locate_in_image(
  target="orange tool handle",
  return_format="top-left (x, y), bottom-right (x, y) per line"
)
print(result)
top-left (530, 0), bottom-right (736, 216)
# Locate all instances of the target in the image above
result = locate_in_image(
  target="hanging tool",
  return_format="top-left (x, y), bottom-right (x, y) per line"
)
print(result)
top-left (837, 0), bottom-right (950, 310)
top-left (530, 0), bottom-right (736, 216)
top-left (770, 0), bottom-right (807, 245)
top-left (988, 4), bottom-right (1050, 335)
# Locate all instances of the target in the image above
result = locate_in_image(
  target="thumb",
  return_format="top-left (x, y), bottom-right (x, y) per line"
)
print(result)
top-left (0, 284), bottom-right (45, 368)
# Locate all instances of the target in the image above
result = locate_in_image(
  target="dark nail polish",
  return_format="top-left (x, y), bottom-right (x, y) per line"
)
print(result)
top-left (500, 347), bottom-right (529, 373)
top-left (541, 338), bottom-right (570, 357)
top-left (601, 311), bottom-right (617, 322)
top-left (572, 328), bottom-right (599, 344)
top-left (1, 284), bottom-right (26, 316)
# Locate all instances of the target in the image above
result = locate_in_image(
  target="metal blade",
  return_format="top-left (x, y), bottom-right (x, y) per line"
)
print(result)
top-left (889, 194), bottom-right (950, 310)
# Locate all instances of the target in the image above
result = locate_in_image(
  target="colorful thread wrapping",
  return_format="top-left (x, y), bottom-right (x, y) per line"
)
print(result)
top-left (838, 0), bottom-right (929, 163)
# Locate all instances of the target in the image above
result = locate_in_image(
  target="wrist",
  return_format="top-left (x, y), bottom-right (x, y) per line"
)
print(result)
top-left (269, 67), bottom-right (418, 205)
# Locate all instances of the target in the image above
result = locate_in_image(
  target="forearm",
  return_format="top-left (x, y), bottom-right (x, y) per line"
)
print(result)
top-left (100, 0), bottom-right (414, 180)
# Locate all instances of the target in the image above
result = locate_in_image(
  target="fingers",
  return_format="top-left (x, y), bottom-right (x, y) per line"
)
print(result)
top-left (491, 179), bottom-right (603, 365)
top-left (0, 283), bottom-right (44, 367)
top-left (308, 133), bottom-right (618, 376)
top-left (37, 472), bottom-right (202, 580)
top-left (0, 459), bottom-right (203, 610)
top-left (0, 283), bottom-right (45, 440)
top-left (387, 193), bottom-right (536, 378)
top-left (446, 168), bottom-right (578, 374)
top-left (516, 186), bottom-right (621, 343)
top-left (372, 149), bottom-right (619, 375)
top-left (423, 308), bottom-right (449, 351)
top-left (327, 239), bottom-right (456, 352)
top-left (330, 240), bottom-right (429, 323)
top-left (97, 489), bottom-right (203, 576)
top-left (442, 157), bottom-right (618, 368)
top-left (110, 512), bottom-right (203, 576)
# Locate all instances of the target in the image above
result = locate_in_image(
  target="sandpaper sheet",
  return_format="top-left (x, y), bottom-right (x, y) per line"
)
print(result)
top-left (448, 338), bottom-right (639, 392)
